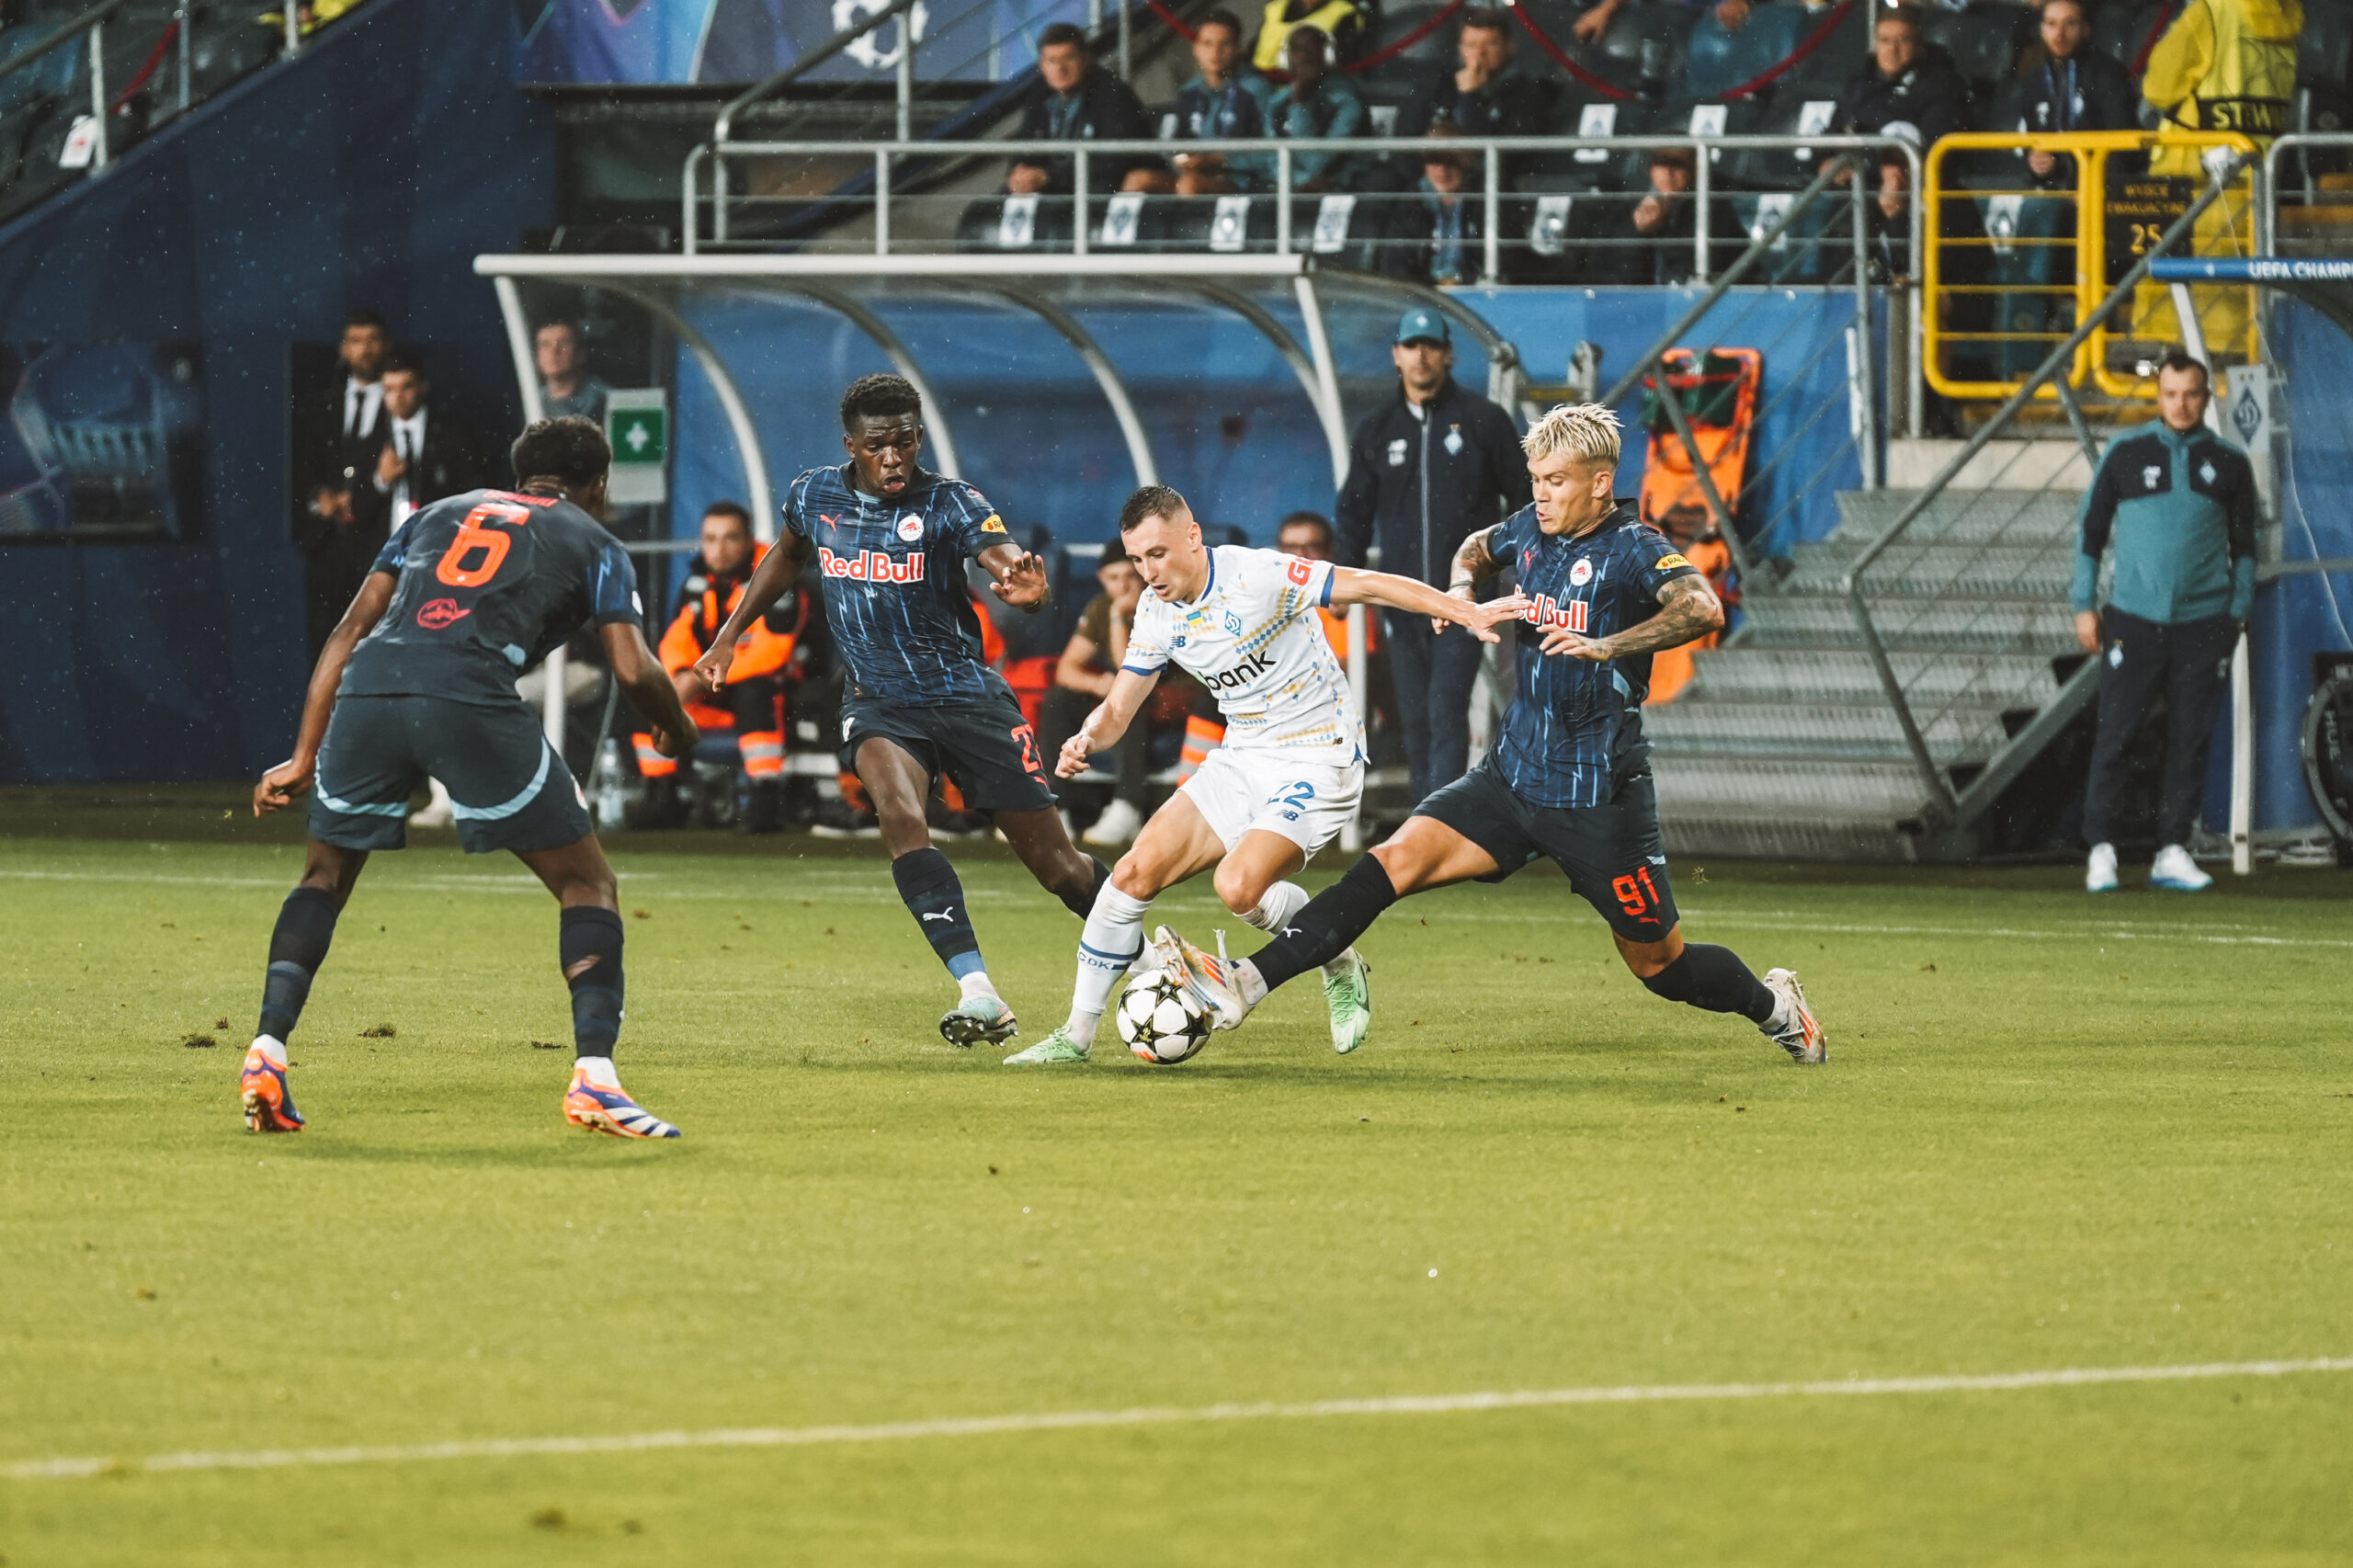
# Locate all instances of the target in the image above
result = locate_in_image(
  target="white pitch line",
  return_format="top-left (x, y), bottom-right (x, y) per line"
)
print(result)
top-left (7, 1357), bottom-right (2347, 1483)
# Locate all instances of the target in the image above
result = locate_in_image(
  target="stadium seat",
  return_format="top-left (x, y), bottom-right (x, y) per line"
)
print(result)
top-left (955, 193), bottom-right (1079, 254)
top-left (1360, 0), bottom-right (1458, 73)
top-left (1592, 0), bottom-right (1693, 94)
top-left (1770, 5), bottom-right (1870, 101)
top-left (1680, 0), bottom-right (1807, 102)
top-left (2302, 0), bottom-right (2353, 88)
top-left (1724, 86), bottom-right (1849, 194)
top-left (2091, 0), bottom-right (2177, 72)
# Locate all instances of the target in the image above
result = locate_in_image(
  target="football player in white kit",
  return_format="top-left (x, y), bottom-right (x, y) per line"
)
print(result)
top-left (1005, 484), bottom-right (1525, 1064)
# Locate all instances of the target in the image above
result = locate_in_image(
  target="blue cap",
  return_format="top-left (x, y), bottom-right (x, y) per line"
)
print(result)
top-left (1394, 307), bottom-right (1451, 347)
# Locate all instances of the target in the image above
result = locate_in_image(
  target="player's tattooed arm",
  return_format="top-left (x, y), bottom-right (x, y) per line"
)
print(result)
top-left (1540, 573), bottom-right (1723, 662)
top-left (256, 571), bottom-right (396, 815)
top-left (695, 531), bottom-right (813, 693)
top-left (1058, 667), bottom-right (1160, 778)
top-left (1447, 524), bottom-right (1506, 597)
top-left (976, 541), bottom-right (1050, 613)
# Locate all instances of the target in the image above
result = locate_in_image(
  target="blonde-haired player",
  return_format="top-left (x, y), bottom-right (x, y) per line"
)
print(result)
top-left (1005, 483), bottom-right (1526, 1064)
top-left (1156, 403), bottom-right (1827, 1065)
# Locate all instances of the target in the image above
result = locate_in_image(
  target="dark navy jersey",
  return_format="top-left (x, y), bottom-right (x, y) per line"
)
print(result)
top-left (1491, 500), bottom-right (1699, 808)
top-left (781, 463), bottom-right (1009, 705)
top-left (342, 487), bottom-right (642, 710)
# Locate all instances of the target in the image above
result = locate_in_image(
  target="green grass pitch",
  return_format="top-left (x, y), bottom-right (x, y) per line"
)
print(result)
top-left (3, 806), bottom-right (2350, 1565)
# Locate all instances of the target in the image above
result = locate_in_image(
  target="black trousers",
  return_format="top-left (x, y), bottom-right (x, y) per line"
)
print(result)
top-left (1039, 685), bottom-right (1147, 808)
top-left (2082, 608), bottom-right (2238, 848)
top-left (1381, 608), bottom-right (1485, 806)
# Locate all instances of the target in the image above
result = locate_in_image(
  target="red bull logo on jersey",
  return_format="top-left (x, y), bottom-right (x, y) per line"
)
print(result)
top-left (819, 546), bottom-right (925, 584)
top-left (1523, 594), bottom-right (1588, 634)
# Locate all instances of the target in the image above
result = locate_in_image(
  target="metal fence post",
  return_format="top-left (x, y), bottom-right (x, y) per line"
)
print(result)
top-left (895, 11), bottom-right (913, 142)
top-left (1276, 146), bottom-right (1291, 256)
top-left (1119, 0), bottom-right (1132, 79)
top-left (284, 0), bottom-right (300, 56)
top-left (1483, 143), bottom-right (1501, 282)
top-left (175, 6), bottom-right (189, 113)
top-left (874, 147), bottom-right (891, 255)
top-left (87, 19), bottom-right (107, 172)
top-left (1074, 148), bottom-right (1090, 255)
top-left (1693, 138), bottom-right (1709, 278)
top-left (1851, 165), bottom-right (1880, 489)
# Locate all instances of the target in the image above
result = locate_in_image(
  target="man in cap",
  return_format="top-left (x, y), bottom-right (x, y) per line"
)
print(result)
top-left (1334, 307), bottom-right (1531, 803)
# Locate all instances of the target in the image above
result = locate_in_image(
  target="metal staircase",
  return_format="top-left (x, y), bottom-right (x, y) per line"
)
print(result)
top-left (1649, 439), bottom-right (2096, 861)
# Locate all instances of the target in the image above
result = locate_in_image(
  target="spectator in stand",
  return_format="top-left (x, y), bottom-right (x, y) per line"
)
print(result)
top-left (1627, 145), bottom-right (1748, 286)
top-left (1380, 122), bottom-right (1483, 286)
top-left (1271, 26), bottom-right (1366, 192)
top-left (1251, 0), bottom-right (1365, 72)
top-left (1397, 7), bottom-right (1551, 141)
top-left (1828, 7), bottom-right (1974, 238)
top-left (2075, 351), bottom-right (2256, 896)
top-left (1040, 551), bottom-right (1156, 847)
top-left (1006, 23), bottom-right (1157, 197)
top-left (2011, 0), bottom-right (2136, 185)
top-left (535, 320), bottom-right (610, 426)
top-left (1164, 7), bottom-right (1278, 195)
top-left (1335, 307), bottom-right (1530, 803)
top-left (292, 308), bottom-right (389, 658)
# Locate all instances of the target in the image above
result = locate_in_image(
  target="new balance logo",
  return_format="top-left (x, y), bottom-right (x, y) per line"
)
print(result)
top-left (1199, 650), bottom-right (1277, 692)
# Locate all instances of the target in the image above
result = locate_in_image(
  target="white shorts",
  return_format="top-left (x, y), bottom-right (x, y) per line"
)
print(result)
top-left (1177, 748), bottom-right (1363, 858)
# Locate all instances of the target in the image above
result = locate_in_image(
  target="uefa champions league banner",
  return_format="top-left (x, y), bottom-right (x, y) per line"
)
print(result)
top-left (516, 0), bottom-right (1089, 85)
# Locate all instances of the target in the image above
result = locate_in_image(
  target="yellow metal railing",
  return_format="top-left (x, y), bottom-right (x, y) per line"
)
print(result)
top-left (1923, 130), bottom-right (2260, 401)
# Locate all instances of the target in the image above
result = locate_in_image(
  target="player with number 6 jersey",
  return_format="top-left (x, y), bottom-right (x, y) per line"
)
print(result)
top-left (695, 375), bottom-right (1109, 1051)
top-left (1155, 404), bottom-right (1828, 1068)
top-left (1001, 483), bottom-right (1528, 1067)
top-left (243, 416), bottom-right (706, 1140)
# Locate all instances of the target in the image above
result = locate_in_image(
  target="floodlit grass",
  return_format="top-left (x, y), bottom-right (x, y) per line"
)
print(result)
top-left (2, 817), bottom-right (2350, 1565)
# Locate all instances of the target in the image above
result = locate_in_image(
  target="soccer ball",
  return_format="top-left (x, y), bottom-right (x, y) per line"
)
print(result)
top-left (1115, 971), bottom-right (1212, 1065)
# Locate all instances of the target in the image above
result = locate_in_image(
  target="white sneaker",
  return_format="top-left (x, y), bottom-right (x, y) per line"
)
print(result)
top-left (1760, 968), bottom-right (1825, 1065)
top-left (2149, 843), bottom-right (2213, 892)
top-left (2085, 842), bottom-right (2119, 893)
top-left (409, 778), bottom-right (454, 829)
top-left (1083, 798), bottom-right (1143, 847)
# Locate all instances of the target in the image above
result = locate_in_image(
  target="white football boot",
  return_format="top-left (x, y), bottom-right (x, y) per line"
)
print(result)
top-left (2085, 842), bottom-right (2119, 893)
top-left (1760, 968), bottom-right (1825, 1065)
top-left (2149, 844), bottom-right (2213, 892)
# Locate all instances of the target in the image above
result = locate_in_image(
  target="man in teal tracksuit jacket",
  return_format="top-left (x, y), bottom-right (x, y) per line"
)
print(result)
top-left (2072, 351), bottom-right (2257, 893)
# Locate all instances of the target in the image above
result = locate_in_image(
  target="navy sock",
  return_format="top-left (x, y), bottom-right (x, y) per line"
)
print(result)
top-left (892, 846), bottom-right (984, 979)
top-left (1247, 855), bottom-right (1398, 994)
top-left (256, 885), bottom-right (339, 1041)
top-left (1060, 855), bottom-right (1112, 920)
top-left (560, 905), bottom-right (627, 1058)
top-left (1640, 944), bottom-right (1776, 1025)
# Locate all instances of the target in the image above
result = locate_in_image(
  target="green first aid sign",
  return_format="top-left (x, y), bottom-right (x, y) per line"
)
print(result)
top-left (609, 404), bottom-right (667, 465)
top-left (603, 388), bottom-right (667, 506)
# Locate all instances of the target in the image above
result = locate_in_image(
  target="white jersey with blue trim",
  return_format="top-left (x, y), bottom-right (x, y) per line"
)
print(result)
top-left (1123, 544), bottom-right (1363, 766)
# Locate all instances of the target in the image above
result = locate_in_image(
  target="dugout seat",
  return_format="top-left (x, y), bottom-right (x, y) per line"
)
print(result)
top-left (955, 194), bottom-right (1079, 255)
top-left (1678, 0), bottom-right (1807, 102)
top-left (1920, 5), bottom-right (2029, 104)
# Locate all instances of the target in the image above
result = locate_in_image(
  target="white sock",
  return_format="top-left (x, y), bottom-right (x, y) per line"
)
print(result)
top-left (1234, 960), bottom-right (1270, 1008)
top-left (574, 1054), bottom-right (620, 1089)
top-left (1243, 881), bottom-right (1355, 981)
top-left (1068, 883), bottom-right (1152, 1046)
top-left (249, 1034), bottom-right (288, 1068)
top-left (958, 971), bottom-right (1000, 1004)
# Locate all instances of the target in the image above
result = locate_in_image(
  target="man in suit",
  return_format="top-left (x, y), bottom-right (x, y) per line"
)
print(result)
top-left (293, 309), bottom-right (390, 657)
top-left (358, 351), bottom-right (490, 539)
top-left (1006, 23), bottom-right (1156, 196)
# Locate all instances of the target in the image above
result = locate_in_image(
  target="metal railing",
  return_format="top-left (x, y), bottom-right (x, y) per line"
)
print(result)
top-left (1847, 154), bottom-right (2252, 820)
top-left (2263, 131), bottom-right (2353, 255)
top-left (0, 0), bottom-right (329, 221)
top-left (684, 132), bottom-right (1923, 278)
top-left (1921, 129), bottom-right (2263, 403)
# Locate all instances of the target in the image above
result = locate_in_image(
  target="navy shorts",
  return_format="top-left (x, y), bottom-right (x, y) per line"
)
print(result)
top-left (1415, 759), bottom-right (1679, 942)
top-left (310, 694), bottom-right (592, 856)
top-left (839, 682), bottom-right (1057, 814)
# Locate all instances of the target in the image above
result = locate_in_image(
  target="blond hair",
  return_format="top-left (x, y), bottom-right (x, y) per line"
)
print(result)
top-left (1522, 402), bottom-right (1621, 468)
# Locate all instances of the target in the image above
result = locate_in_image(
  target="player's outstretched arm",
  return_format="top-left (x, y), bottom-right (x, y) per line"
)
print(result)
top-left (1540, 574), bottom-right (1724, 663)
top-left (605, 620), bottom-right (701, 761)
top-left (1057, 667), bottom-right (1159, 778)
top-left (255, 572), bottom-right (395, 816)
top-left (1330, 564), bottom-right (1528, 643)
top-left (977, 542), bottom-right (1050, 613)
top-left (695, 532), bottom-right (812, 693)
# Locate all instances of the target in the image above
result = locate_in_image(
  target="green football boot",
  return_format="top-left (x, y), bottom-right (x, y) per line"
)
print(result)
top-left (1003, 1027), bottom-right (1091, 1066)
top-left (938, 994), bottom-right (1018, 1049)
top-left (1324, 949), bottom-right (1372, 1055)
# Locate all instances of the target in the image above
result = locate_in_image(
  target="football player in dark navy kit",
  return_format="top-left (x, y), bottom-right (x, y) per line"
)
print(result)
top-left (696, 374), bottom-right (1108, 1049)
top-left (1154, 403), bottom-right (1827, 1064)
top-left (243, 417), bottom-right (704, 1139)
